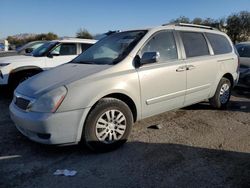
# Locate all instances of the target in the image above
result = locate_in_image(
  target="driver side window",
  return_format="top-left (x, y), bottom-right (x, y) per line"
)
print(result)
top-left (141, 31), bottom-right (178, 62)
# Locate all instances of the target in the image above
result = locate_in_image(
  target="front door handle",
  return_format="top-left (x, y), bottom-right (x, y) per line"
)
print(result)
top-left (176, 66), bottom-right (186, 72)
top-left (187, 65), bottom-right (195, 70)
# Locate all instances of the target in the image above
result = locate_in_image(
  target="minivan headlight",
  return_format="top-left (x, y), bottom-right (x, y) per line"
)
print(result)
top-left (30, 86), bottom-right (67, 113)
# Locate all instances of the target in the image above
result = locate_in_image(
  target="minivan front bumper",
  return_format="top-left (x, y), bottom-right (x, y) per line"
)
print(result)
top-left (9, 101), bottom-right (86, 145)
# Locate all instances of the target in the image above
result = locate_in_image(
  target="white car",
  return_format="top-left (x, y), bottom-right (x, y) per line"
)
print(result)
top-left (0, 38), bottom-right (97, 89)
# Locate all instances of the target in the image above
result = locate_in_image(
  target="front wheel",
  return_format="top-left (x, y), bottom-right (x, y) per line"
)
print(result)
top-left (82, 98), bottom-right (133, 152)
top-left (209, 77), bottom-right (232, 109)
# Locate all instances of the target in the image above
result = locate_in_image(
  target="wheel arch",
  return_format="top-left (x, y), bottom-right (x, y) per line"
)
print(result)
top-left (8, 66), bottom-right (43, 83)
top-left (222, 73), bottom-right (234, 87)
top-left (101, 93), bottom-right (138, 123)
top-left (210, 72), bottom-right (235, 98)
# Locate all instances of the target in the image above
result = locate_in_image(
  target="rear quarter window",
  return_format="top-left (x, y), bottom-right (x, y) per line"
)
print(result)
top-left (206, 33), bottom-right (232, 55)
top-left (180, 32), bottom-right (210, 58)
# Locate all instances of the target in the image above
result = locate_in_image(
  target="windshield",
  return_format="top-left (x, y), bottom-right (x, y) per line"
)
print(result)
top-left (71, 30), bottom-right (147, 65)
top-left (32, 41), bottom-right (58, 57)
top-left (17, 41), bottom-right (43, 52)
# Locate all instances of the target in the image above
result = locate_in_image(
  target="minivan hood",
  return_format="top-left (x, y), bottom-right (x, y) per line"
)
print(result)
top-left (16, 63), bottom-right (111, 97)
top-left (0, 55), bottom-right (39, 64)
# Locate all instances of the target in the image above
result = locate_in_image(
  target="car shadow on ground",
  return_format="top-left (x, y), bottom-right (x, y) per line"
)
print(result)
top-left (184, 88), bottom-right (250, 113)
top-left (184, 100), bottom-right (250, 112)
top-left (0, 141), bottom-right (249, 188)
top-left (233, 86), bottom-right (250, 99)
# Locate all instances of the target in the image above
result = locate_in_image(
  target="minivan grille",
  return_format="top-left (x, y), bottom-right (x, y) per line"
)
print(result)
top-left (15, 97), bottom-right (30, 110)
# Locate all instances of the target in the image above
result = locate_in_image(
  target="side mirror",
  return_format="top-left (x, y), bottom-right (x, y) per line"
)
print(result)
top-left (140, 52), bottom-right (160, 65)
top-left (25, 48), bottom-right (33, 54)
top-left (47, 53), bottom-right (53, 58)
top-left (47, 51), bottom-right (60, 58)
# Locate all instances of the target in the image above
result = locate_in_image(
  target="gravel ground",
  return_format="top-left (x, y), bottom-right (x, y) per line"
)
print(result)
top-left (0, 88), bottom-right (249, 188)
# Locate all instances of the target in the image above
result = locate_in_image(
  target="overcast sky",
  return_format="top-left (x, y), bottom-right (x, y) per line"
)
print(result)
top-left (0, 0), bottom-right (249, 38)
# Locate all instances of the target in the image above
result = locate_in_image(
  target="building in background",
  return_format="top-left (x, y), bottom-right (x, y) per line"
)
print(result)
top-left (0, 40), bottom-right (9, 51)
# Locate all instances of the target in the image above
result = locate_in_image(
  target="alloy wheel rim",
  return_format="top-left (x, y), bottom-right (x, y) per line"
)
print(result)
top-left (219, 83), bottom-right (230, 104)
top-left (95, 109), bottom-right (126, 144)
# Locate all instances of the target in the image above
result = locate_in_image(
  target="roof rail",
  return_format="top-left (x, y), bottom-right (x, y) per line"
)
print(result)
top-left (175, 23), bottom-right (215, 30)
top-left (162, 23), bottom-right (217, 30)
top-left (58, 37), bottom-right (97, 41)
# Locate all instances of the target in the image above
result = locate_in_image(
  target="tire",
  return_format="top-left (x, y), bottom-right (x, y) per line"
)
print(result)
top-left (83, 98), bottom-right (133, 152)
top-left (209, 77), bottom-right (232, 109)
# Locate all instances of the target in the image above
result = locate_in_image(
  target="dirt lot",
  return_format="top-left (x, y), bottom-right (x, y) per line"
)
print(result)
top-left (0, 88), bottom-right (249, 188)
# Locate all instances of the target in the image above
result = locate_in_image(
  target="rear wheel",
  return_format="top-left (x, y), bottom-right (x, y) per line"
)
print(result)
top-left (83, 98), bottom-right (133, 152)
top-left (209, 77), bottom-right (232, 109)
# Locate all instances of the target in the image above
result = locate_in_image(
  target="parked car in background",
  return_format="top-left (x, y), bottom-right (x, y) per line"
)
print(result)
top-left (235, 42), bottom-right (250, 88)
top-left (17, 41), bottom-right (46, 55)
top-left (0, 38), bottom-right (97, 89)
top-left (0, 41), bottom-right (46, 57)
top-left (10, 23), bottom-right (239, 152)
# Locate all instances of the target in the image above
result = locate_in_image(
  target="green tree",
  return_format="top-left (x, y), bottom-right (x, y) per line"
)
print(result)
top-left (7, 32), bottom-right (58, 47)
top-left (170, 16), bottom-right (190, 24)
top-left (226, 11), bottom-right (250, 44)
top-left (76, 28), bottom-right (93, 39)
top-left (36, 32), bottom-right (58, 40)
top-left (167, 10), bottom-right (250, 43)
top-left (201, 18), bottom-right (216, 26)
top-left (201, 18), bottom-right (226, 31)
top-left (192, 17), bottom-right (203, 25)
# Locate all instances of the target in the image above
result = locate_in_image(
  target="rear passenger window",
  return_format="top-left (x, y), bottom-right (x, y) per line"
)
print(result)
top-left (206, 33), bottom-right (232, 55)
top-left (81, 43), bottom-right (93, 52)
top-left (141, 31), bottom-right (178, 62)
top-left (180, 32), bottom-right (210, 58)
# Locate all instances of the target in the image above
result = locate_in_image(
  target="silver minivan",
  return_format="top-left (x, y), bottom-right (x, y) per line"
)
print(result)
top-left (10, 23), bottom-right (239, 152)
